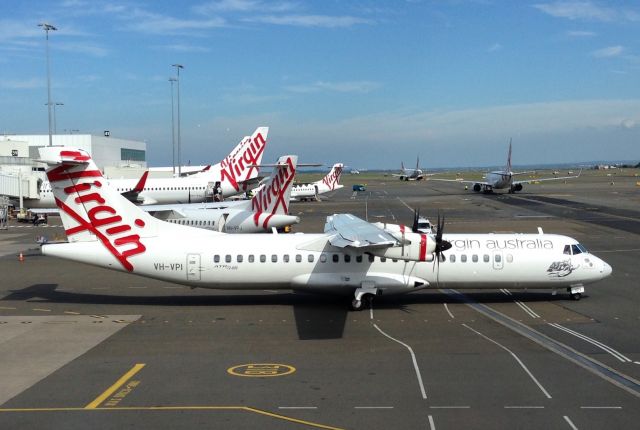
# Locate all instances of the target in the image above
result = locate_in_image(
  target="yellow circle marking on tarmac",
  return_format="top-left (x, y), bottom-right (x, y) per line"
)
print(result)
top-left (227, 363), bottom-right (296, 377)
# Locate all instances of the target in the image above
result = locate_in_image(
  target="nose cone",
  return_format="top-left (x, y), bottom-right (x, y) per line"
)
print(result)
top-left (601, 261), bottom-right (613, 279)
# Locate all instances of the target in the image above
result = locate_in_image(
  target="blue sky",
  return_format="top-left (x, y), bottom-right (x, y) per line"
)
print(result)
top-left (1, 0), bottom-right (638, 169)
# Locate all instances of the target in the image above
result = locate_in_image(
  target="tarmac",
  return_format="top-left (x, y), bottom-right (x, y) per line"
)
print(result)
top-left (0, 169), bottom-right (639, 429)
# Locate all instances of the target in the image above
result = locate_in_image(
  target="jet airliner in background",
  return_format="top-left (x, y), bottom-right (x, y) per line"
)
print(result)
top-left (38, 147), bottom-right (611, 310)
top-left (290, 163), bottom-right (344, 201)
top-left (392, 157), bottom-right (435, 181)
top-left (431, 141), bottom-right (581, 193)
top-left (29, 127), bottom-right (269, 208)
top-left (142, 155), bottom-right (300, 233)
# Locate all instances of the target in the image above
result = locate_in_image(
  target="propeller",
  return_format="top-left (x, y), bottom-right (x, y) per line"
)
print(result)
top-left (432, 211), bottom-right (452, 288)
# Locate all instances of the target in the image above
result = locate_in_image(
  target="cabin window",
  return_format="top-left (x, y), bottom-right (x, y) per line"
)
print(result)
top-left (472, 254), bottom-right (478, 263)
top-left (296, 254), bottom-right (302, 263)
top-left (320, 254), bottom-right (327, 263)
top-left (344, 255), bottom-right (351, 263)
top-left (271, 255), bottom-right (278, 263)
top-left (507, 254), bottom-right (513, 263)
top-left (356, 255), bottom-right (363, 263)
top-left (248, 255), bottom-right (255, 263)
top-left (368, 254), bottom-right (375, 263)
top-left (332, 254), bottom-right (339, 263)
top-left (260, 255), bottom-right (266, 263)
top-left (450, 254), bottom-right (456, 263)
top-left (308, 254), bottom-right (314, 263)
top-left (225, 255), bottom-right (232, 263)
top-left (483, 254), bottom-right (490, 263)
top-left (237, 255), bottom-right (243, 263)
top-left (494, 254), bottom-right (501, 263)
top-left (214, 255), bottom-right (220, 263)
top-left (283, 255), bottom-right (290, 263)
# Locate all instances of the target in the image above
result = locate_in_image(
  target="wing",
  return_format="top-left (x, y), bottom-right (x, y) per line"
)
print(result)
top-left (513, 169), bottom-right (582, 185)
top-left (324, 214), bottom-right (398, 248)
top-left (429, 178), bottom-right (490, 185)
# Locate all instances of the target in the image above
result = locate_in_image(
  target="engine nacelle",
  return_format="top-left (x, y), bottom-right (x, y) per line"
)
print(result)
top-left (514, 183), bottom-right (523, 192)
top-left (473, 183), bottom-right (481, 192)
top-left (371, 223), bottom-right (436, 262)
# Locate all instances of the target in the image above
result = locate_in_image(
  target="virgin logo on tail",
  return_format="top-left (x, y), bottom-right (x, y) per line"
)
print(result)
top-left (221, 132), bottom-right (267, 191)
top-left (251, 157), bottom-right (296, 228)
top-left (322, 164), bottom-right (343, 190)
top-left (48, 151), bottom-right (146, 272)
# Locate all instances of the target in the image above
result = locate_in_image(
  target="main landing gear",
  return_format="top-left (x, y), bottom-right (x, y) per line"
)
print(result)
top-left (351, 286), bottom-right (380, 311)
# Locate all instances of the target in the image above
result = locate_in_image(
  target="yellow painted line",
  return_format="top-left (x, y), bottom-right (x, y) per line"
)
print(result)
top-left (0, 306), bottom-right (17, 310)
top-left (0, 405), bottom-right (345, 429)
top-left (85, 364), bottom-right (146, 409)
top-left (32, 308), bottom-right (51, 312)
top-left (64, 311), bottom-right (81, 315)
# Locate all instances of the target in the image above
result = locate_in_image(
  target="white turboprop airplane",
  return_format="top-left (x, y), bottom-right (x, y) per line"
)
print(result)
top-left (29, 127), bottom-right (269, 208)
top-left (290, 163), bottom-right (344, 201)
top-left (432, 141), bottom-right (581, 193)
top-left (392, 156), bottom-right (435, 181)
top-left (38, 147), bottom-right (611, 310)
top-left (141, 155), bottom-right (300, 233)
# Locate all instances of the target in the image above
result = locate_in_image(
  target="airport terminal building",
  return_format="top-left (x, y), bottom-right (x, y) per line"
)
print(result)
top-left (0, 133), bottom-right (147, 201)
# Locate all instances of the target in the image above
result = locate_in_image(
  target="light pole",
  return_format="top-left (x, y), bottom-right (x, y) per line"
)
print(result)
top-left (39, 22), bottom-right (57, 147)
top-left (169, 77), bottom-right (177, 176)
top-left (172, 64), bottom-right (184, 176)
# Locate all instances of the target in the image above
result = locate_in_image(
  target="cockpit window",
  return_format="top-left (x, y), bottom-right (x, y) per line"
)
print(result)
top-left (577, 243), bottom-right (587, 253)
top-left (563, 245), bottom-right (571, 255)
top-left (571, 244), bottom-right (584, 255)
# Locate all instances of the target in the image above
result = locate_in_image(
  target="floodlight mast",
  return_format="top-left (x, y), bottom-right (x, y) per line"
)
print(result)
top-left (171, 64), bottom-right (184, 176)
top-left (39, 23), bottom-right (57, 146)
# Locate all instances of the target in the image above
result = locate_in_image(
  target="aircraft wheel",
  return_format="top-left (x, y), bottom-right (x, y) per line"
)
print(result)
top-left (351, 299), bottom-right (363, 311)
top-left (571, 292), bottom-right (582, 301)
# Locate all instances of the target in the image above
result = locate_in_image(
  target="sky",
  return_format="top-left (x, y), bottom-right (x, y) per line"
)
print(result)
top-left (1, 0), bottom-right (639, 169)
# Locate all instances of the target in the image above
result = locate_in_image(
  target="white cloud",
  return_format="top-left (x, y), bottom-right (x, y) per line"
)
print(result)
top-left (533, 1), bottom-right (617, 21)
top-left (566, 30), bottom-right (596, 37)
top-left (591, 45), bottom-right (624, 58)
top-left (487, 43), bottom-right (502, 52)
top-left (122, 9), bottom-right (226, 35)
top-left (193, 0), bottom-right (296, 14)
top-left (56, 41), bottom-right (109, 57)
top-left (159, 44), bottom-right (212, 53)
top-left (1, 78), bottom-right (43, 90)
top-left (285, 80), bottom-right (380, 93)
top-left (533, 1), bottom-right (640, 22)
top-left (244, 14), bottom-right (373, 28)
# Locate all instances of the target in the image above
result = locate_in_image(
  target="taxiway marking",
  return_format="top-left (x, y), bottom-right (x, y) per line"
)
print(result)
top-left (462, 323), bottom-right (552, 399)
top-left (428, 414), bottom-right (436, 430)
top-left (0, 406), bottom-right (345, 430)
top-left (85, 363), bottom-right (145, 409)
top-left (373, 323), bottom-right (427, 399)
top-left (563, 415), bottom-right (578, 430)
top-left (443, 303), bottom-right (455, 319)
top-left (548, 323), bottom-right (631, 363)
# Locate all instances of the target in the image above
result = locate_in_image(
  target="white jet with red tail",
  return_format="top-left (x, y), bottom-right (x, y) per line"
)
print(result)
top-left (141, 155), bottom-right (300, 233)
top-left (290, 163), bottom-right (344, 201)
top-left (29, 127), bottom-right (269, 208)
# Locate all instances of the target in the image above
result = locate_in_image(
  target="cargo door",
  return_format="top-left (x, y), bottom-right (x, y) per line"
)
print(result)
top-left (187, 253), bottom-right (201, 281)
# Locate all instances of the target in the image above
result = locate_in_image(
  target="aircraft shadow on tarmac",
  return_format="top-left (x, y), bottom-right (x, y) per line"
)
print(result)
top-left (2, 284), bottom-right (574, 340)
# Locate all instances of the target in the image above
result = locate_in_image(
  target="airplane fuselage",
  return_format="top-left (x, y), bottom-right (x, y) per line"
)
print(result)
top-left (43, 229), bottom-right (611, 295)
